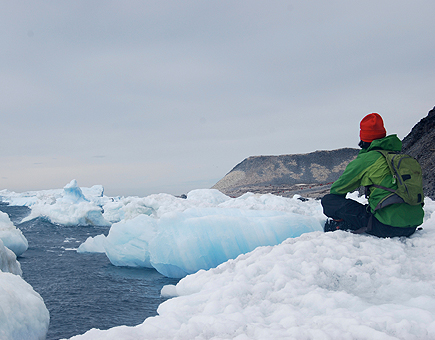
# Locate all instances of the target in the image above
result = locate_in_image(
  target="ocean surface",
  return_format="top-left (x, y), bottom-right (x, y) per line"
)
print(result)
top-left (0, 204), bottom-right (179, 340)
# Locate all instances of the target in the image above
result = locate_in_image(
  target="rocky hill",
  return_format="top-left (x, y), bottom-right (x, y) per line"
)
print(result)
top-left (212, 107), bottom-right (435, 199)
top-left (402, 107), bottom-right (435, 199)
top-left (212, 148), bottom-right (359, 198)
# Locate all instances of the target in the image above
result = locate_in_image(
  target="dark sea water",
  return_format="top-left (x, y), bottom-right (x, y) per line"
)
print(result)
top-left (0, 204), bottom-right (179, 340)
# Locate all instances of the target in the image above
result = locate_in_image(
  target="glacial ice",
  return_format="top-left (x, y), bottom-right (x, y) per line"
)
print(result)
top-left (79, 189), bottom-right (324, 278)
top-left (0, 239), bottom-right (49, 340)
top-left (20, 180), bottom-right (111, 226)
top-left (0, 211), bottom-right (28, 257)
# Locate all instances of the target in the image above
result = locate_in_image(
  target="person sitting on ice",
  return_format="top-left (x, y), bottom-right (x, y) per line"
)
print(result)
top-left (321, 113), bottom-right (424, 238)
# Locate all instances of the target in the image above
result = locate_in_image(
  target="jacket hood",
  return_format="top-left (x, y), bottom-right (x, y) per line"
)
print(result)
top-left (367, 134), bottom-right (402, 152)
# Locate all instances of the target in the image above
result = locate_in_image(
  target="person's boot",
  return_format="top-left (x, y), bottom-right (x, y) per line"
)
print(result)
top-left (324, 218), bottom-right (354, 232)
top-left (324, 218), bottom-right (341, 232)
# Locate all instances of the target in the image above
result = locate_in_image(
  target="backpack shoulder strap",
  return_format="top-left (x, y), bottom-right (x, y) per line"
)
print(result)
top-left (364, 150), bottom-right (402, 210)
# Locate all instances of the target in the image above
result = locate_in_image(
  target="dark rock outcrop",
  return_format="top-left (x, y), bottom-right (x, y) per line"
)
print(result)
top-left (402, 107), bottom-right (435, 199)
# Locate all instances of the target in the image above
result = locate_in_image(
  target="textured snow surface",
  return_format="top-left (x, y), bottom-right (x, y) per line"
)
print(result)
top-left (68, 197), bottom-right (435, 340)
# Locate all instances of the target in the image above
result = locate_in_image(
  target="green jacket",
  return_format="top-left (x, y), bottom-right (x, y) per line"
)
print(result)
top-left (330, 134), bottom-right (424, 227)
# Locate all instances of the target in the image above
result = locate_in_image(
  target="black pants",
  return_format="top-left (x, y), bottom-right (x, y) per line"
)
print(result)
top-left (321, 194), bottom-right (416, 238)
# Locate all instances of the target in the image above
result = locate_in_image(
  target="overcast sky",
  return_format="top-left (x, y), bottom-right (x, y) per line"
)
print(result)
top-left (1, 1), bottom-right (434, 197)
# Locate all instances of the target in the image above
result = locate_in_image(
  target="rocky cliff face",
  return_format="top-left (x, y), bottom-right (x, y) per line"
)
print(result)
top-left (402, 107), bottom-right (435, 199)
top-left (212, 148), bottom-right (359, 198)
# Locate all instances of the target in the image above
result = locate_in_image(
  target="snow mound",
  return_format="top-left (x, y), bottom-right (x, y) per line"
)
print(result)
top-left (0, 239), bottom-right (49, 340)
top-left (0, 272), bottom-right (50, 340)
top-left (0, 211), bottom-right (28, 256)
top-left (0, 239), bottom-right (22, 275)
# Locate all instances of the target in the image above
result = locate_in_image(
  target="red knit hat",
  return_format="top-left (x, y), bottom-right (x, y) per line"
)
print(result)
top-left (360, 113), bottom-right (386, 142)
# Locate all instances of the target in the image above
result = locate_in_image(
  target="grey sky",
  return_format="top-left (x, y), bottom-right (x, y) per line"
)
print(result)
top-left (1, 0), bottom-right (434, 197)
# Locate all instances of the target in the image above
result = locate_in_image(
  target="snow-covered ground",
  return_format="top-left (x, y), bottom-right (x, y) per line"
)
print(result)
top-left (2, 180), bottom-right (435, 339)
